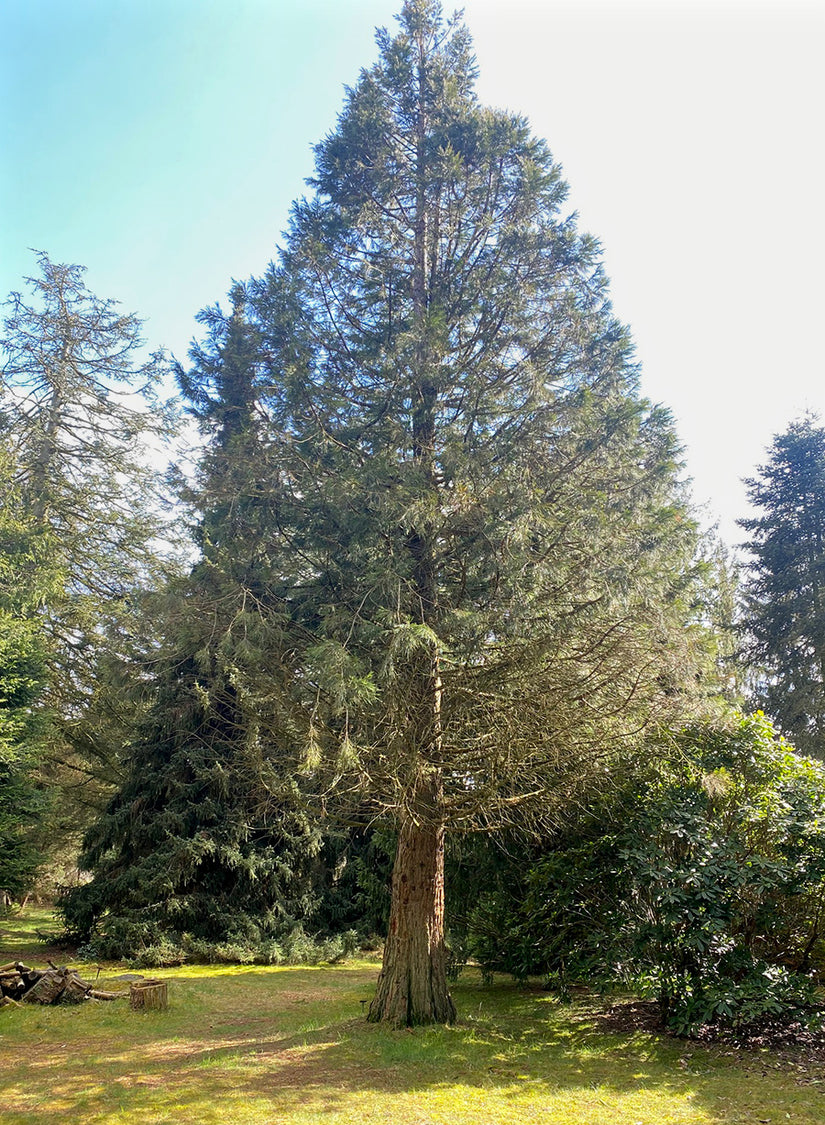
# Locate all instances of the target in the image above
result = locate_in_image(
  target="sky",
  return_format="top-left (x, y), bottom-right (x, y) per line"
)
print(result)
top-left (2, 0), bottom-right (823, 546)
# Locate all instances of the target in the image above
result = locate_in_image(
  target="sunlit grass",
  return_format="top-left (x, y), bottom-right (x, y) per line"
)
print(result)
top-left (0, 908), bottom-right (822, 1124)
top-left (0, 906), bottom-right (60, 962)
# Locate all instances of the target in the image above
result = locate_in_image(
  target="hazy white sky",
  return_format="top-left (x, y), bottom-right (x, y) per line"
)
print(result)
top-left (2, 0), bottom-right (823, 545)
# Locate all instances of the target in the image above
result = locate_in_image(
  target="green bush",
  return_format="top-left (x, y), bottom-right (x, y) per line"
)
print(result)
top-left (78, 922), bottom-right (363, 969)
top-left (464, 836), bottom-right (624, 992)
top-left (465, 713), bottom-right (825, 1036)
top-left (617, 713), bottom-right (825, 1034)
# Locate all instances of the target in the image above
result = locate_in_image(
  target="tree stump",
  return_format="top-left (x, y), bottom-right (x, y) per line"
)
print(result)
top-left (129, 979), bottom-right (168, 1010)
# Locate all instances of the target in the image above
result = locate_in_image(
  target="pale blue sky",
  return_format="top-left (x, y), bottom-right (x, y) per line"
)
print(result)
top-left (2, 0), bottom-right (823, 544)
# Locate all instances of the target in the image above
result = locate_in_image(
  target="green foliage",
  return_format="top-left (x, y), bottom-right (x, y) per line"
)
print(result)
top-left (0, 446), bottom-right (56, 899)
top-left (740, 415), bottom-right (825, 759)
top-left (465, 713), bottom-right (825, 1036)
top-left (618, 713), bottom-right (825, 1034)
top-left (310, 825), bottom-right (395, 938)
top-left (462, 833), bottom-right (624, 993)
top-left (60, 291), bottom-right (326, 956)
top-left (0, 252), bottom-right (182, 863)
top-left (58, 611), bottom-right (326, 957)
top-left (0, 762), bottom-right (46, 901)
top-left (236, 0), bottom-right (713, 845)
top-left (88, 923), bottom-right (363, 970)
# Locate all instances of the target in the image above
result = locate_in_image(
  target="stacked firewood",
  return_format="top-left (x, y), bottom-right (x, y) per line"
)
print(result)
top-left (0, 961), bottom-right (121, 1006)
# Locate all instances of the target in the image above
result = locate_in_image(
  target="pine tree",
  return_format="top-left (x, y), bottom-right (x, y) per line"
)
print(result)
top-left (236, 0), bottom-right (708, 1024)
top-left (740, 415), bottom-right (825, 759)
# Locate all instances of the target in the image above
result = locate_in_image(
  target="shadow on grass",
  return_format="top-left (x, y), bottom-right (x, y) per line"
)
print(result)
top-left (1, 964), bottom-right (822, 1124)
top-left (0, 906), bottom-right (68, 965)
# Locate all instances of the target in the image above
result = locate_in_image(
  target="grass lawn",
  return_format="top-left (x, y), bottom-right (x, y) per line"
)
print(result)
top-left (0, 908), bottom-right (822, 1124)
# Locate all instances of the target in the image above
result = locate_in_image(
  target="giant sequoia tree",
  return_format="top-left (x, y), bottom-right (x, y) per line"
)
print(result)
top-left (68, 0), bottom-right (709, 1021)
top-left (241, 0), bottom-right (706, 1025)
top-left (740, 416), bottom-right (825, 759)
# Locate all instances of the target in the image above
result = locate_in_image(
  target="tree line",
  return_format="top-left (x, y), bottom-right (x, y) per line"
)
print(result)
top-left (2, 0), bottom-right (825, 1034)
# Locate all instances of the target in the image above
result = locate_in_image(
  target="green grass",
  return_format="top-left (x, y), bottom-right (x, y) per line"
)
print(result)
top-left (0, 905), bottom-right (61, 962)
top-left (0, 909), bottom-right (822, 1124)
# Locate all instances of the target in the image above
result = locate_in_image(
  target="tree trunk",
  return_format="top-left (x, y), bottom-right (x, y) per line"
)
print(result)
top-left (368, 805), bottom-right (455, 1027)
top-left (368, 22), bottom-right (456, 1030)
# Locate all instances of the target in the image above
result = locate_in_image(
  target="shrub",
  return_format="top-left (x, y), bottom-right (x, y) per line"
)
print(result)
top-left (617, 713), bottom-right (825, 1034)
top-left (464, 713), bottom-right (825, 1036)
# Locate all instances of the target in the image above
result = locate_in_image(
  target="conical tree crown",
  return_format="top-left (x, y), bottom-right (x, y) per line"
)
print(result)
top-left (242, 0), bottom-right (706, 827)
top-left (741, 415), bottom-right (825, 758)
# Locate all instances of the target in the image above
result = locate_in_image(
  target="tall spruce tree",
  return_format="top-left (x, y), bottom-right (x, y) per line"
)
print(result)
top-left (740, 416), bottom-right (825, 759)
top-left (60, 289), bottom-right (323, 955)
top-left (237, 0), bottom-right (708, 1024)
top-left (0, 253), bottom-right (180, 835)
top-left (0, 443), bottom-right (59, 900)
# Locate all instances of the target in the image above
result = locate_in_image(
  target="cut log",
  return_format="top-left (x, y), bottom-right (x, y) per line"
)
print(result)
top-left (0, 973), bottom-right (25, 1000)
top-left (22, 971), bottom-right (67, 1005)
top-left (130, 979), bottom-right (168, 1011)
top-left (2, 962), bottom-right (128, 1006)
top-left (61, 975), bottom-right (90, 1004)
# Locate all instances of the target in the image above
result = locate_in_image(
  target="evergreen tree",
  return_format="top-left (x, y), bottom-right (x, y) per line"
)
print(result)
top-left (0, 252), bottom-right (180, 846)
top-left (63, 1), bottom-right (713, 1014)
top-left (740, 415), bottom-right (825, 759)
top-left (237, 0), bottom-right (709, 1024)
top-left (0, 252), bottom-right (176, 595)
top-left (60, 289), bottom-right (323, 956)
top-left (0, 444), bottom-right (58, 900)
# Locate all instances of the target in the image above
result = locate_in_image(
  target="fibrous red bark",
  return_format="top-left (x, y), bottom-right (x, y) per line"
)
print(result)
top-left (367, 807), bottom-right (455, 1027)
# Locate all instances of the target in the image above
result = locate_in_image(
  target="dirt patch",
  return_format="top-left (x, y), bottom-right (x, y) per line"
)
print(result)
top-left (588, 999), bottom-right (663, 1036)
top-left (588, 997), bottom-right (825, 1083)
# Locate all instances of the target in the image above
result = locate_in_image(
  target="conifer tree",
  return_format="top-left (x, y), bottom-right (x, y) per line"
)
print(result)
top-left (65, 1), bottom-right (711, 1015)
top-left (0, 253), bottom-right (180, 832)
top-left (237, 0), bottom-right (708, 1024)
top-left (60, 289), bottom-right (323, 955)
top-left (740, 416), bottom-right (825, 759)
top-left (0, 444), bottom-right (58, 899)
top-left (0, 252), bottom-right (176, 597)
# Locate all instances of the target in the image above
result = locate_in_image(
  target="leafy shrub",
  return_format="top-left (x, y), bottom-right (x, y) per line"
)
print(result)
top-left (465, 713), bottom-right (825, 1036)
top-left (78, 922), bottom-right (362, 968)
top-left (617, 713), bottom-right (825, 1034)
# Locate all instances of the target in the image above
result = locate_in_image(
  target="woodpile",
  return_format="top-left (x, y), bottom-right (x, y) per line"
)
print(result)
top-left (0, 961), bottom-right (123, 1006)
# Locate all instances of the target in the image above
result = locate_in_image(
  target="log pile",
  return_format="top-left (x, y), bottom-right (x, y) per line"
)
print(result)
top-left (0, 961), bottom-right (123, 1006)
